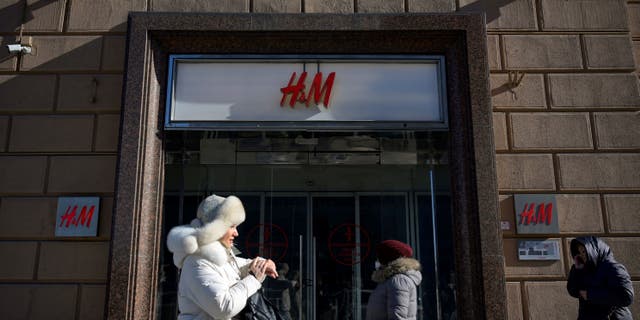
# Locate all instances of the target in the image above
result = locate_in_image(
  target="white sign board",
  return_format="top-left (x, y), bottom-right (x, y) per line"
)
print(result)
top-left (55, 197), bottom-right (100, 237)
top-left (517, 239), bottom-right (560, 261)
top-left (165, 55), bottom-right (447, 130)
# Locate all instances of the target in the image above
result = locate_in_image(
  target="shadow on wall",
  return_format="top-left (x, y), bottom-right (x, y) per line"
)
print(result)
top-left (0, 35), bottom-right (18, 66)
top-left (0, 0), bottom-right (123, 251)
top-left (0, 0), bottom-right (126, 120)
top-left (0, 1), bottom-right (523, 319)
top-left (0, 0), bottom-right (521, 109)
top-left (0, 2), bottom-right (124, 320)
top-left (459, 0), bottom-right (520, 24)
top-left (459, 0), bottom-right (523, 99)
top-left (0, 0), bottom-right (27, 66)
top-left (0, 0), bottom-right (74, 27)
top-left (0, 0), bottom-right (523, 270)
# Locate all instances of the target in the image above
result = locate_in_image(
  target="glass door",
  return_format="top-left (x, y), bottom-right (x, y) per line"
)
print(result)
top-left (159, 194), bottom-right (451, 320)
top-left (241, 193), bottom-right (412, 320)
top-left (158, 130), bottom-right (455, 320)
top-left (258, 193), bottom-right (412, 320)
top-left (250, 194), bottom-right (308, 320)
top-left (358, 194), bottom-right (410, 319)
top-left (311, 194), bottom-right (358, 320)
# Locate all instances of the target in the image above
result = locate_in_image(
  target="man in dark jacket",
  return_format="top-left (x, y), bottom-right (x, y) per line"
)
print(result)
top-left (567, 236), bottom-right (634, 320)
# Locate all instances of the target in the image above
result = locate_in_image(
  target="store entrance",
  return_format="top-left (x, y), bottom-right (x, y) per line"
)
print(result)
top-left (259, 193), bottom-right (411, 320)
top-left (158, 131), bottom-right (455, 320)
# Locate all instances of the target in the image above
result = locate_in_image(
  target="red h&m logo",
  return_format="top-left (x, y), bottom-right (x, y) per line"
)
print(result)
top-left (518, 202), bottom-right (553, 226)
top-left (55, 197), bottom-right (100, 237)
top-left (280, 71), bottom-right (336, 108)
top-left (59, 205), bottom-right (96, 228)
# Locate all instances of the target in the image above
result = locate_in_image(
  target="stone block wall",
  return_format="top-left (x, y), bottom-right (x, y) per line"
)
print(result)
top-left (483, 0), bottom-right (640, 319)
top-left (0, 0), bottom-right (638, 319)
top-left (0, 1), bottom-right (120, 318)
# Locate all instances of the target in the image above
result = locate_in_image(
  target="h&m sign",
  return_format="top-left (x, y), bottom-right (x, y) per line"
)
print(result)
top-left (280, 71), bottom-right (336, 108)
top-left (55, 197), bottom-right (100, 237)
top-left (514, 194), bottom-right (559, 234)
top-left (165, 55), bottom-right (448, 130)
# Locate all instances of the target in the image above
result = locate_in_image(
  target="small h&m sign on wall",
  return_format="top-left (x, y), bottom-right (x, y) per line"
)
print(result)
top-left (55, 197), bottom-right (100, 237)
top-left (514, 194), bottom-right (559, 234)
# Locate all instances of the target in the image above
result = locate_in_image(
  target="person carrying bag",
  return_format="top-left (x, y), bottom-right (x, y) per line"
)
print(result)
top-left (166, 194), bottom-right (279, 320)
top-left (237, 255), bottom-right (283, 320)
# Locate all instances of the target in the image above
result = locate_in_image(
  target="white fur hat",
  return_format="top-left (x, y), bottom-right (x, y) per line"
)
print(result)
top-left (195, 194), bottom-right (246, 245)
top-left (166, 194), bottom-right (246, 268)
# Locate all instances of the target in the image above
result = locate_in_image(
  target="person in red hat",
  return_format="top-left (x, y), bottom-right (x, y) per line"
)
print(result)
top-left (365, 239), bottom-right (422, 320)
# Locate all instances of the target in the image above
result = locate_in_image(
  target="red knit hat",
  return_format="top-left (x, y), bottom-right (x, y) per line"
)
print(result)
top-left (376, 240), bottom-right (413, 264)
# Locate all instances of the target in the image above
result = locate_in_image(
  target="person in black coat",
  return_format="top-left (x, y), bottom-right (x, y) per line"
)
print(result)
top-left (567, 236), bottom-right (634, 320)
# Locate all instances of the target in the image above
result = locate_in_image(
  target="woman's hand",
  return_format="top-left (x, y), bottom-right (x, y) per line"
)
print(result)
top-left (264, 259), bottom-right (278, 279)
top-left (250, 258), bottom-right (268, 283)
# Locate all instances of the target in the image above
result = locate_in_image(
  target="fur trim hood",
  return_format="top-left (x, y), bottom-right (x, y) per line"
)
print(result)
top-left (166, 219), bottom-right (232, 268)
top-left (372, 257), bottom-right (422, 284)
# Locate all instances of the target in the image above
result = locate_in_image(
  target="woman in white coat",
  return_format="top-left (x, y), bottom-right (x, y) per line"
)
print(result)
top-left (167, 194), bottom-right (278, 320)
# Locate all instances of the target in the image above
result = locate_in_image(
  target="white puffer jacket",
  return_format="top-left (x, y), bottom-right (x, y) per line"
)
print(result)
top-left (167, 224), bottom-right (262, 320)
top-left (365, 258), bottom-right (422, 320)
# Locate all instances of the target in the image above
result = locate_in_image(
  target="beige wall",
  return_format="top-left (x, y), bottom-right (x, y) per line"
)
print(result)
top-left (482, 0), bottom-right (640, 319)
top-left (0, 0), bottom-right (124, 318)
top-left (0, 0), bottom-right (638, 319)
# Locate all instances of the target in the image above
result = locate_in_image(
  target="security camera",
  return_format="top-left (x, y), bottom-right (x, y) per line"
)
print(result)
top-left (7, 44), bottom-right (32, 54)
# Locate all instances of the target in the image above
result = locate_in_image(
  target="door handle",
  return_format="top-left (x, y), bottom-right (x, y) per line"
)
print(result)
top-left (302, 278), bottom-right (314, 287)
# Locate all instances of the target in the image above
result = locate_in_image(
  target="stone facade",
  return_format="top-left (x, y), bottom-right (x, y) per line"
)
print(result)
top-left (0, 1), bottom-right (638, 320)
top-left (487, 0), bottom-right (640, 319)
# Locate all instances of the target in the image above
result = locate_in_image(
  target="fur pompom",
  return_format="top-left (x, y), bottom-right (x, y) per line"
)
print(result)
top-left (167, 225), bottom-right (197, 253)
top-left (167, 225), bottom-right (199, 268)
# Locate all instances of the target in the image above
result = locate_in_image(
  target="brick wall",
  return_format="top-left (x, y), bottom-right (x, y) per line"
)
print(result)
top-left (478, 0), bottom-right (640, 319)
top-left (0, 0), bottom-right (638, 319)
